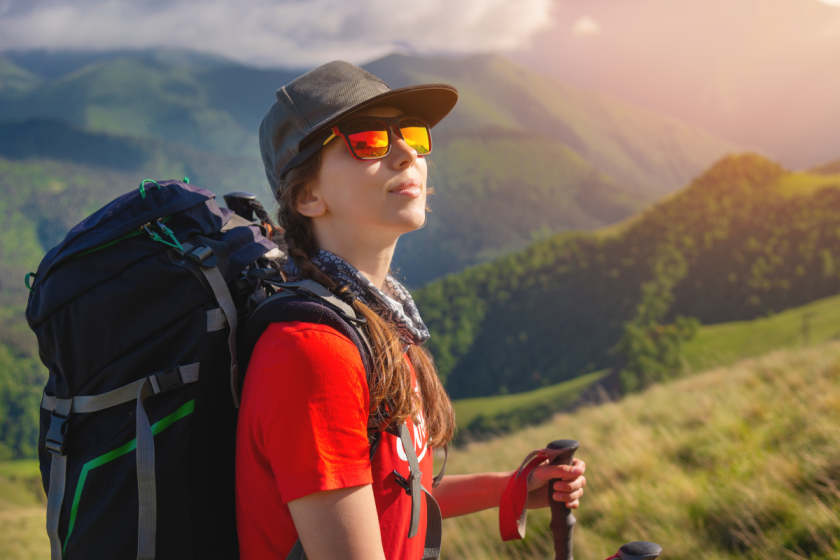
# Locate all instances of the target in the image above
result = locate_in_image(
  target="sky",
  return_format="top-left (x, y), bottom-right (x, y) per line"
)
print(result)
top-left (0, 0), bottom-right (555, 67)
top-left (0, 0), bottom-right (837, 69)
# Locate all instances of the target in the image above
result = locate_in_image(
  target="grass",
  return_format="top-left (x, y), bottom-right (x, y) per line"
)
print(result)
top-left (441, 342), bottom-right (840, 559)
top-left (0, 459), bottom-right (48, 560)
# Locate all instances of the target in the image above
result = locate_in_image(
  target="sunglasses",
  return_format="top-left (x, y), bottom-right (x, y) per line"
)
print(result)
top-left (321, 116), bottom-right (432, 160)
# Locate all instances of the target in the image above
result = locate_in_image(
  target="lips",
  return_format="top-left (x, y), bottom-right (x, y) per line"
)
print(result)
top-left (389, 179), bottom-right (422, 197)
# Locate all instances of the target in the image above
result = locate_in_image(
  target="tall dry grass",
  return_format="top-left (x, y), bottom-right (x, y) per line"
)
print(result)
top-left (442, 343), bottom-right (840, 559)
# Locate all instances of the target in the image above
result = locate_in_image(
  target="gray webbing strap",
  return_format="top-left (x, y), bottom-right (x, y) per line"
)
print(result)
top-left (47, 397), bottom-right (72, 560)
top-left (42, 379), bottom-right (144, 413)
top-left (398, 423), bottom-right (423, 539)
top-left (421, 485), bottom-right (442, 559)
top-left (198, 266), bottom-right (240, 408)
top-left (206, 308), bottom-right (227, 332)
top-left (285, 538), bottom-right (307, 560)
top-left (136, 378), bottom-right (157, 560)
top-left (40, 364), bottom-right (201, 414)
top-left (398, 424), bottom-right (443, 557)
top-left (135, 364), bottom-right (200, 560)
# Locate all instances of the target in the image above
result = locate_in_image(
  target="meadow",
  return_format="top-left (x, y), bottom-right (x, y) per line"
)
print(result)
top-left (441, 342), bottom-right (840, 560)
top-left (3, 341), bottom-right (840, 559)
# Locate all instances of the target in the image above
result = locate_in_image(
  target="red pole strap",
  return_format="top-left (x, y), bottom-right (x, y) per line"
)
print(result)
top-left (499, 450), bottom-right (549, 541)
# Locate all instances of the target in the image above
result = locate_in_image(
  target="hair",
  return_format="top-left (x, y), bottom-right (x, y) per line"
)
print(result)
top-left (274, 151), bottom-right (455, 449)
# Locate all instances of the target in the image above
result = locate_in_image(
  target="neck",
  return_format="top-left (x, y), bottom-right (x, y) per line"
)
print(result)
top-left (312, 224), bottom-right (397, 290)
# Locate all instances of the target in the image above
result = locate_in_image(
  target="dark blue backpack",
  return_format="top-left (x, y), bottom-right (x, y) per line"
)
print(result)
top-left (26, 180), bottom-right (279, 560)
top-left (25, 178), bottom-right (442, 560)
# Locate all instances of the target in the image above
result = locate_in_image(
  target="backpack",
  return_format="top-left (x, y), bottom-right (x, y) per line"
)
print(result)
top-left (26, 179), bottom-right (442, 560)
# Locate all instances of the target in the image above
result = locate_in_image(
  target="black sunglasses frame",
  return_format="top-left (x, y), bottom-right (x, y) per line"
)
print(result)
top-left (321, 116), bottom-right (433, 161)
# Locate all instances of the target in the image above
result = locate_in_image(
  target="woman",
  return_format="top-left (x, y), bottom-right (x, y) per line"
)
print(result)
top-left (235, 61), bottom-right (586, 560)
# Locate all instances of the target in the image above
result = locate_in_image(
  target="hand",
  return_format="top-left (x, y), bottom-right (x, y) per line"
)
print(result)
top-left (524, 457), bottom-right (586, 510)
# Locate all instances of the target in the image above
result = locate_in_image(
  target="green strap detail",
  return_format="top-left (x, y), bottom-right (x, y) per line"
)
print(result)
top-left (73, 216), bottom-right (173, 259)
top-left (183, 177), bottom-right (189, 184)
top-left (63, 399), bottom-right (195, 554)
top-left (138, 179), bottom-right (161, 199)
top-left (25, 272), bottom-right (36, 293)
top-left (144, 221), bottom-right (183, 251)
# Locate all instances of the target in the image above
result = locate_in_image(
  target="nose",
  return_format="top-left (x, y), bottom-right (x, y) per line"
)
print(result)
top-left (389, 124), bottom-right (418, 168)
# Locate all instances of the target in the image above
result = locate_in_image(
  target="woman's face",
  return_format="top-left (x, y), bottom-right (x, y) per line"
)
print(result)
top-left (296, 106), bottom-right (429, 246)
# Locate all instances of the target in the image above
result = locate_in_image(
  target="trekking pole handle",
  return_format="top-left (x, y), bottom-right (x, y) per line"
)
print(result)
top-left (547, 439), bottom-right (580, 560)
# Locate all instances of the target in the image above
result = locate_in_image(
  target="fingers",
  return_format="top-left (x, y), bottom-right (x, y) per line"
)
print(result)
top-left (532, 460), bottom-right (586, 485)
top-left (553, 475), bottom-right (586, 493)
top-left (552, 486), bottom-right (584, 506)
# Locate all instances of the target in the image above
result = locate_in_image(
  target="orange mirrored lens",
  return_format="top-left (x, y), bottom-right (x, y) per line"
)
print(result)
top-left (399, 119), bottom-right (430, 154)
top-left (346, 120), bottom-right (389, 158)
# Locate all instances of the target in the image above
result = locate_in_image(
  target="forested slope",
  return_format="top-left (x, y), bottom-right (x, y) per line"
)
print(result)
top-left (416, 154), bottom-right (840, 398)
top-left (0, 49), bottom-right (742, 284)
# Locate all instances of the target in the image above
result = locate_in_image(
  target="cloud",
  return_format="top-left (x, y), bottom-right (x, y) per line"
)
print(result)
top-left (0, 0), bottom-right (554, 67)
top-left (571, 15), bottom-right (601, 37)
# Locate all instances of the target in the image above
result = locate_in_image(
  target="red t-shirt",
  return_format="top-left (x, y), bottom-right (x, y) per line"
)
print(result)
top-left (236, 321), bottom-right (433, 560)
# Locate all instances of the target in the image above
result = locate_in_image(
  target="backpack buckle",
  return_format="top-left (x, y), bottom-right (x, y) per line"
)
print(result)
top-left (45, 412), bottom-right (70, 456)
top-left (184, 244), bottom-right (218, 268)
top-left (150, 368), bottom-right (184, 394)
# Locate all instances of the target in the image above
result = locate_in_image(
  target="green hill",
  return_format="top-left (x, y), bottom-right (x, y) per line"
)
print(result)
top-left (416, 154), bottom-right (840, 398)
top-left (0, 49), bottom-right (744, 284)
top-left (452, 290), bottom-right (840, 440)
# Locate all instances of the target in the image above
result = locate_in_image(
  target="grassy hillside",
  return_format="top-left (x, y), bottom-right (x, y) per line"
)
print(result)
top-left (442, 342), bottom-right (840, 560)
top-left (453, 369), bottom-right (609, 441)
top-left (416, 154), bottom-right (840, 398)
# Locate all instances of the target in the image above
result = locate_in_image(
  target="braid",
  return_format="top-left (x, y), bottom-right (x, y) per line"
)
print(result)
top-left (272, 152), bottom-right (454, 448)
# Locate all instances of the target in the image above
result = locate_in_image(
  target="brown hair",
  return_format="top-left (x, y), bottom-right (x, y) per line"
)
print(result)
top-left (275, 152), bottom-right (455, 449)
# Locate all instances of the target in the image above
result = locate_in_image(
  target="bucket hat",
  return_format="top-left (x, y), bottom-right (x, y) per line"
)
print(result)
top-left (259, 60), bottom-right (458, 195)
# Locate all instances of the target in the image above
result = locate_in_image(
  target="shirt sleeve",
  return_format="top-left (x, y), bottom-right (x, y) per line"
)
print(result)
top-left (249, 322), bottom-right (372, 503)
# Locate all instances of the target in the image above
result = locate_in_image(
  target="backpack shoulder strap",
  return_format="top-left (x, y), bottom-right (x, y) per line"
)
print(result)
top-left (238, 279), bottom-right (372, 378)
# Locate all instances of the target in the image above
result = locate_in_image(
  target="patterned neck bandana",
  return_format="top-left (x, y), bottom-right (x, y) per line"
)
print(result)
top-left (283, 250), bottom-right (430, 346)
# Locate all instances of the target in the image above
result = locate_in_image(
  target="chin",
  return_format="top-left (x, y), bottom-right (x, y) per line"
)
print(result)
top-left (389, 212), bottom-right (427, 235)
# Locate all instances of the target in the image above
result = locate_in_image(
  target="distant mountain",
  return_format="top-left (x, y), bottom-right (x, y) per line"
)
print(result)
top-left (367, 53), bottom-right (744, 197)
top-left (0, 50), bottom-right (300, 157)
top-left (0, 49), bottom-right (744, 284)
top-left (415, 154), bottom-right (840, 398)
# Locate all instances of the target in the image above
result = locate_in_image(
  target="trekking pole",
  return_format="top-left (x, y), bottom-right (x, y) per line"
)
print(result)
top-left (546, 440), bottom-right (663, 560)
top-left (547, 439), bottom-right (580, 560)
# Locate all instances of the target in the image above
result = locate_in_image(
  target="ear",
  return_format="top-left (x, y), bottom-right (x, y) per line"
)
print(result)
top-left (295, 181), bottom-right (326, 218)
